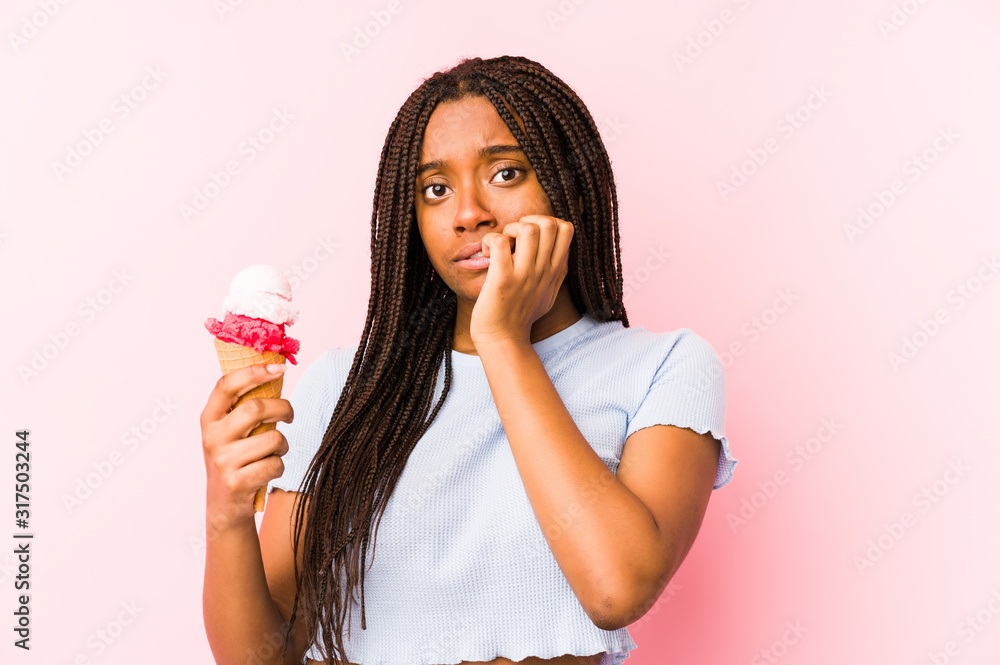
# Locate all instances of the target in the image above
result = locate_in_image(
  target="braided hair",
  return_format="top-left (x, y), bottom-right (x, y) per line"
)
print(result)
top-left (282, 55), bottom-right (629, 663)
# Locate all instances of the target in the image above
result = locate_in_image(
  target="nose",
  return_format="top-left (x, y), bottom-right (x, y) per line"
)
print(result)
top-left (452, 181), bottom-right (497, 233)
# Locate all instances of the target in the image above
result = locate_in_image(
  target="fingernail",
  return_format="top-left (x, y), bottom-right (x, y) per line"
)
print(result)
top-left (266, 363), bottom-right (286, 374)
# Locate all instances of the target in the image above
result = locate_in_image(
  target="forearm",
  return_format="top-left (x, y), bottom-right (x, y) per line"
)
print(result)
top-left (203, 512), bottom-right (301, 665)
top-left (477, 340), bottom-right (666, 620)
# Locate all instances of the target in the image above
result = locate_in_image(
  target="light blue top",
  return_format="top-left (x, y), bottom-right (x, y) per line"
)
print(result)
top-left (269, 312), bottom-right (737, 665)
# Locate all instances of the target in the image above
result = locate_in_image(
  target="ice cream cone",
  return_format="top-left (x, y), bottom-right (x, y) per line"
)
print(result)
top-left (213, 337), bottom-right (285, 512)
top-left (206, 264), bottom-right (301, 512)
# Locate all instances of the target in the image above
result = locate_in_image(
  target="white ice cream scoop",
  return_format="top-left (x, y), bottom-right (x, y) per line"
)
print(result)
top-left (220, 264), bottom-right (299, 325)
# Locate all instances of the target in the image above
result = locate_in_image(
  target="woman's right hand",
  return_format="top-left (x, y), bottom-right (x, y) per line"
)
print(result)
top-left (200, 363), bottom-right (294, 529)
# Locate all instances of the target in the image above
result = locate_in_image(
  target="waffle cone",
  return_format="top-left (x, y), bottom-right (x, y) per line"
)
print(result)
top-left (213, 338), bottom-right (286, 512)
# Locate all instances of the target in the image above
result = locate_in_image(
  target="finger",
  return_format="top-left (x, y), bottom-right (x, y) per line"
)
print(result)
top-left (236, 453), bottom-right (285, 495)
top-left (227, 397), bottom-right (294, 439)
top-left (528, 216), bottom-right (559, 276)
top-left (480, 230), bottom-right (502, 258)
top-left (550, 220), bottom-right (575, 271)
top-left (507, 221), bottom-right (539, 279)
top-left (202, 363), bottom-right (287, 427)
top-left (226, 428), bottom-right (290, 470)
top-left (484, 232), bottom-right (513, 281)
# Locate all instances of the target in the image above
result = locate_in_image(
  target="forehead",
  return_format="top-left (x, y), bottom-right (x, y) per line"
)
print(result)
top-left (419, 96), bottom-right (516, 157)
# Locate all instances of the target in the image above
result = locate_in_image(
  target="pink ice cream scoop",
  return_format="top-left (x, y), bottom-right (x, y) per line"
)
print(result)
top-left (205, 312), bottom-right (300, 363)
top-left (204, 264), bottom-right (301, 364)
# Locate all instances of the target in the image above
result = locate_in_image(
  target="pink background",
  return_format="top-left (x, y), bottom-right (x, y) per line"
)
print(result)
top-left (3, 1), bottom-right (999, 663)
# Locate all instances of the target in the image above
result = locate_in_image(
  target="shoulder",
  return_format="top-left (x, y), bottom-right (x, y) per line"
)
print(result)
top-left (657, 328), bottom-right (723, 372)
top-left (612, 324), bottom-right (725, 407)
top-left (620, 326), bottom-right (735, 488)
top-left (588, 320), bottom-right (722, 375)
top-left (651, 328), bottom-right (724, 397)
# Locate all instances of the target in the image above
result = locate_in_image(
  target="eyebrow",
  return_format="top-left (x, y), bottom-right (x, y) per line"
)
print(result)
top-left (415, 144), bottom-right (525, 179)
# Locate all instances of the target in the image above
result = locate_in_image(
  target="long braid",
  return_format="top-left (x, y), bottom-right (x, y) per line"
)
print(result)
top-left (281, 55), bottom-right (627, 665)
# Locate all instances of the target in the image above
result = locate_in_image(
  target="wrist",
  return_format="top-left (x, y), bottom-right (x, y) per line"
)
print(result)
top-left (205, 500), bottom-right (258, 539)
top-left (472, 333), bottom-right (530, 352)
top-left (472, 335), bottom-right (535, 362)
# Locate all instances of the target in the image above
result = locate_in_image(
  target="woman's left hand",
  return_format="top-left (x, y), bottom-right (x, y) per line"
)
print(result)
top-left (469, 214), bottom-right (574, 348)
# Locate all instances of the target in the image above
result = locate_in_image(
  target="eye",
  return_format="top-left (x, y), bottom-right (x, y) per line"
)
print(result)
top-left (491, 166), bottom-right (524, 184)
top-left (422, 183), bottom-right (451, 200)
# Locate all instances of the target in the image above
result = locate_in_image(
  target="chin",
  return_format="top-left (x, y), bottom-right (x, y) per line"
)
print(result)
top-left (452, 277), bottom-right (484, 303)
top-left (460, 285), bottom-right (483, 303)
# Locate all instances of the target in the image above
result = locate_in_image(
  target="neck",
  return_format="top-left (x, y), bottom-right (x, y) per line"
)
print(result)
top-left (451, 282), bottom-right (581, 355)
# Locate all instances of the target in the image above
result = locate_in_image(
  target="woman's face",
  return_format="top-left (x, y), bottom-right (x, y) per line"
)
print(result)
top-left (414, 94), bottom-right (555, 303)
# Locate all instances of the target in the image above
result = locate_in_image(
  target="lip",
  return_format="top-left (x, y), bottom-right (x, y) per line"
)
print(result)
top-left (456, 255), bottom-right (490, 270)
top-left (453, 240), bottom-right (484, 262)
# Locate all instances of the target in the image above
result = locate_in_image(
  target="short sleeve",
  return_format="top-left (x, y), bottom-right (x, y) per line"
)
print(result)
top-left (626, 329), bottom-right (738, 490)
top-left (268, 346), bottom-right (354, 495)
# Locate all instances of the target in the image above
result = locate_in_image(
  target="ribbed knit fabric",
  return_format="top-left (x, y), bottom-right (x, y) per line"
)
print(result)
top-left (268, 313), bottom-right (737, 665)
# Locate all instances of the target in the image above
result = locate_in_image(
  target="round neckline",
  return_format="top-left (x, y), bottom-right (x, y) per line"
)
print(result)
top-left (450, 313), bottom-right (598, 367)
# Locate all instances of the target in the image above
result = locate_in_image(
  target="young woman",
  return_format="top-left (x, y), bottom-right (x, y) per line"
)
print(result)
top-left (201, 55), bottom-right (737, 665)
